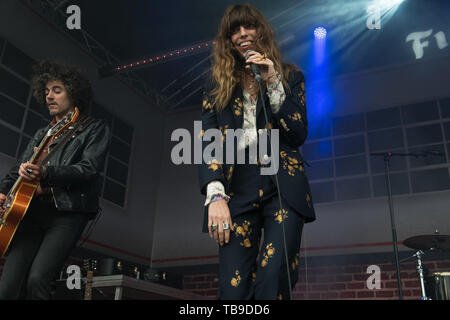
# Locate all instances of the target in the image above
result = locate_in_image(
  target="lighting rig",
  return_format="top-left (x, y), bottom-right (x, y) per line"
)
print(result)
top-left (98, 40), bottom-right (216, 78)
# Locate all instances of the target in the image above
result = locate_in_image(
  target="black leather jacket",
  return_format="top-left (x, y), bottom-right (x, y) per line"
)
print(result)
top-left (0, 115), bottom-right (111, 214)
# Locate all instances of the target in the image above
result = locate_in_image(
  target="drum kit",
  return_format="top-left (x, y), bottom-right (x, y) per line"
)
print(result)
top-left (402, 232), bottom-right (450, 300)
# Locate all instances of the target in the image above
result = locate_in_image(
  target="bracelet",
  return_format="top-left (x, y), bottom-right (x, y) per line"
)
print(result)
top-left (211, 195), bottom-right (225, 203)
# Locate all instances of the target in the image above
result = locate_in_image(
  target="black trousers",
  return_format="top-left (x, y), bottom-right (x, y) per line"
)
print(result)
top-left (0, 199), bottom-right (89, 300)
top-left (218, 157), bottom-right (305, 300)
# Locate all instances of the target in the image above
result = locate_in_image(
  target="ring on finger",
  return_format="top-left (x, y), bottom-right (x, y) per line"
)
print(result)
top-left (26, 168), bottom-right (33, 174)
top-left (223, 223), bottom-right (230, 230)
top-left (211, 224), bottom-right (218, 232)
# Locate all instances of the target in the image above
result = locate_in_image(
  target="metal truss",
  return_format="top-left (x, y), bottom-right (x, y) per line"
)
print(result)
top-left (19, 0), bottom-right (307, 112)
top-left (20, 0), bottom-right (172, 110)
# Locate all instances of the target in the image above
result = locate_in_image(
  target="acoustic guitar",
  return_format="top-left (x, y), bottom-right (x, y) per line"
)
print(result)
top-left (0, 108), bottom-right (79, 257)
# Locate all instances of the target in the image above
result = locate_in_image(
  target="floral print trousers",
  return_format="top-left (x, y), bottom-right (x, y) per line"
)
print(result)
top-left (218, 192), bottom-right (304, 300)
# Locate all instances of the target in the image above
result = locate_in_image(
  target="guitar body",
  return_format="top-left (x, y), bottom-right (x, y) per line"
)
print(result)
top-left (0, 182), bottom-right (37, 257)
top-left (0, 107), bottom-right (79, 258)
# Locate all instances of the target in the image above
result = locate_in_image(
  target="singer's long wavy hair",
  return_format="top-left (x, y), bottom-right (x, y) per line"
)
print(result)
top-left (210, 3), bottom-right (298, 111)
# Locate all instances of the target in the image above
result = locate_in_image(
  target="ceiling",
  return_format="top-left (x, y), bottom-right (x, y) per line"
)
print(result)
top-left (59, 0), bottom-right (450, 112)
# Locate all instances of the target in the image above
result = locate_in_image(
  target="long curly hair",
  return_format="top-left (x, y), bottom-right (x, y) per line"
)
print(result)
top-left (31, 60), bottom-right (93, 115)
top-left (210, 3), bottom-right (297, 111)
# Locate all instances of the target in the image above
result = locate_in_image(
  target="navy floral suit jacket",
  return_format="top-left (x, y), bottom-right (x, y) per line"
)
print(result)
top-left (198, 68), bottom-right (316, 232)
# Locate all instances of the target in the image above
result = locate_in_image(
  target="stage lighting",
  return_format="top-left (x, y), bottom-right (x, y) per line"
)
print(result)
top-left (371, 0), bottom-right (405, 10)
top-left (314, 27), bottom-right (327, 39)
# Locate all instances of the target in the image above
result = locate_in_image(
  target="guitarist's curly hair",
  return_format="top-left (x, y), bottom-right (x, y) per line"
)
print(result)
top-left (31, 60), bottom-right (93, 115)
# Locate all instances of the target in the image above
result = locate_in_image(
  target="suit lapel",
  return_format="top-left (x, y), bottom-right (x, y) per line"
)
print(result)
top-left (227, 84), bottom-right (272, 130)
top-left (230, 85), bottom-right (244, 130)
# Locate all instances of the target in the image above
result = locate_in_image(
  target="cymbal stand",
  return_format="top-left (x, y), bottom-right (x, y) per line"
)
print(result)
top-left (414, 250), bottom-right (429, 300)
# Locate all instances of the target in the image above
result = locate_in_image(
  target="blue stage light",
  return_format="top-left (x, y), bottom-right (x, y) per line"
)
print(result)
top-left (314, 27), bottom-right (327, 39)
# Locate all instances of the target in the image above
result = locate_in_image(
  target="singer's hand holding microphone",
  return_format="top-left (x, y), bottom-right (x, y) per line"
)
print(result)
top-left (244, 50), bottom-right (277, 83)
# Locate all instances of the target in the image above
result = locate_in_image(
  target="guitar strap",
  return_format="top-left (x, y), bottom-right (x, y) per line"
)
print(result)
top-left (41, 115), bottom-right (96, 166)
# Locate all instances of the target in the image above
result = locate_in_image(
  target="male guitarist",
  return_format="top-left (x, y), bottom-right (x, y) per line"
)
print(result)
top-left (0, 60), bottom-right (110, 299)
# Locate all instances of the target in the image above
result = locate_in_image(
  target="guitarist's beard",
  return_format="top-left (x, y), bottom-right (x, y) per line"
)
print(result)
top-left (51, 108), bottom-right (76, 129)
top-left (49, 105), bottom-right (75, 122)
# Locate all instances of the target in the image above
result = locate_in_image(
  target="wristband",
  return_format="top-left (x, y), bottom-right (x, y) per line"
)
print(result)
top-left (211, 195), bottom-right (225, 203)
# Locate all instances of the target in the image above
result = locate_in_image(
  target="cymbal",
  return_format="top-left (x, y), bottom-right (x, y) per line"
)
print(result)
top-left (403, 235), bottom-right (450, 251)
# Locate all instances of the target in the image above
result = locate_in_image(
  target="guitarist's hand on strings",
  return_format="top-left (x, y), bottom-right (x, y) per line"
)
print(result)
top-left (18, 162), bottom-right (46, 183)
top-left (0, 193), bottom-right (6, 213)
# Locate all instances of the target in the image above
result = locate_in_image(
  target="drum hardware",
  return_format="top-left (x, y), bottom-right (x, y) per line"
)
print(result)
top-left (426, 272), bottom-right (450, 300)
top-left (400, 250), bottom-right (430, 300)
top-left (403, 233), bottom-right (450, 252)
top-left (402, 232), bottom-right (450, 300)
top-left (414, 250), bottom-right (429, 300)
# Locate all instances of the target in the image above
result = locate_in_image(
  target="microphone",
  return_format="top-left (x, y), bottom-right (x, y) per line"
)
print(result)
top-left (244, 50), bottom-right (261, 81)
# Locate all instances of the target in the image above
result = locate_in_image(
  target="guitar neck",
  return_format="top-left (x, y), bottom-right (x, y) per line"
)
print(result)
top-left (8, 108), bottom-right (79, 197)
top-left (84, 270), bottom-right (93, 300)
top-left (6, 134), bottom-right (51, 199)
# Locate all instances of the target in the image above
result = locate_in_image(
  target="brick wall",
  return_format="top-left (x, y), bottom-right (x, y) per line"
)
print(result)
top-left (182, 259), bottom-right (450, 300)
top-left (2, 254), bottom-right (450, 300)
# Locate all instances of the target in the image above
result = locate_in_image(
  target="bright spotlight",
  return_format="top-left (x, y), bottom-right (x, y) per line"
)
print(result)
top-left (314, 27), bottom-right (327, 39)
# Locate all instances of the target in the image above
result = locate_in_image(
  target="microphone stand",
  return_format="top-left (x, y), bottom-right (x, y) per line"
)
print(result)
top-left (254, 72), bottom-right (293, 300)
top-left (370, 150), bottom-right (444, 300)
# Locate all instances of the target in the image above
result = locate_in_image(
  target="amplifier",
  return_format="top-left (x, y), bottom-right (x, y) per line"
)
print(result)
top-left (96, 258), bottom-right (140, 278)
top-left (142, 269), bottom-right (183, 289)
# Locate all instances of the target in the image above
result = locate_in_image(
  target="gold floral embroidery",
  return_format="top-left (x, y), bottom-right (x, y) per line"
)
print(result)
top-left (207, 159), bottom-right (222, 171)
top-left (232, 220), bottom-right (252, 248)
top-left (242, 238), bottom-right (251, 248)
top-left (259, 189), bottom-right (264, 198)
top-left (202, 98), bottom-right (214, 113)
top-left (298, 82), bottom-right (306, 106)
top-left (231, 270), bottom-right (241, 287)
top-left (287, 112), bottom-right (302, 121)
top-left (291, 253), bottom-right (300, 271)
top-left (226, 165), bottom-right (233, 181)
top-left (274, 209), bottom-right (288, 223)
top-left (280, 151), bottom-right (304, 176)
top-left (261, 243), bottom-right (275, 267)
top-left (218, 125), bottom-right (229, 142)
top-left (232, 97), bottom-right (243, 116)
